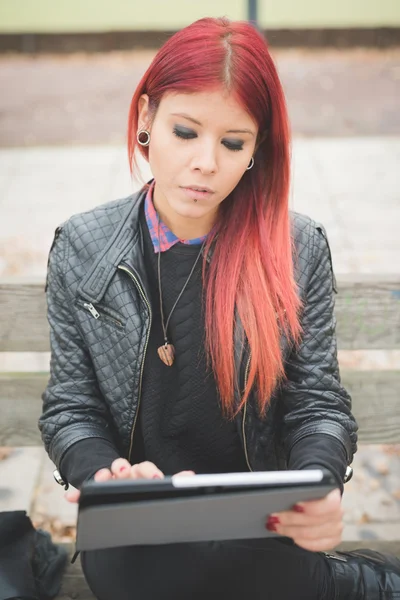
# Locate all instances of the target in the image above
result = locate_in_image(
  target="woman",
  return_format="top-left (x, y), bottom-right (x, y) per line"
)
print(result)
top-left (39, 16), bottom-right (400, 600)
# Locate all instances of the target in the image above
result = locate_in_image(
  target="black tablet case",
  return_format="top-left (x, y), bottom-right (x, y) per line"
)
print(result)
top-left (76, 469), bottom-right (336, 551)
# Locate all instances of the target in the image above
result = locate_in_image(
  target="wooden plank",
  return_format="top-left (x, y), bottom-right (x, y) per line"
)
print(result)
top-left (0, 282), bottom-right (49, 351)
top-left (1, 370), bottom-right (399, 446)
top-left (1, 278), bottom-right (399, 351)
top-left (0, 373), bottom-right (47, 445)
top-left (59, 575), bottom-right (94, 600)
top-left (341, 371), bottom-right (400, 444)
top-left (335, 280), bottom-right (400, 351)
top-left (335, 540), bottom-right (400, 557)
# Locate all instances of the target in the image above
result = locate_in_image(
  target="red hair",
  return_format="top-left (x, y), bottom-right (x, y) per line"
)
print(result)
top-left (127, 17), bottom-right (303, 418)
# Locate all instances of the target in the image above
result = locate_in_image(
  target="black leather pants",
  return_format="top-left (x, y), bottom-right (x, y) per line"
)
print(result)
top-left (81, 537), bottom-right (336, 600)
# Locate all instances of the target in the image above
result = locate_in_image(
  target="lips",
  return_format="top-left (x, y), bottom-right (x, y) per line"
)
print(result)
top-left (181, 187), bottom-right (215, 201)
top-left (183, 186), bottom-right (214, 193)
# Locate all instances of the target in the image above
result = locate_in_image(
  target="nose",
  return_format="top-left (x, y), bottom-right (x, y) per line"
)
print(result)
top-left (191, 141), bottom-right (218, 174)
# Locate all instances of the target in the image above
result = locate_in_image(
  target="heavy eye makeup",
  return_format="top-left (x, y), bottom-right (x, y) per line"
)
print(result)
top-left (172, 125), bottom-right (244, 152)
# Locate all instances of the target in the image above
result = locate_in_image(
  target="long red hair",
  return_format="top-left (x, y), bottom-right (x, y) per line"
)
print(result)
top-left (127, 17), bottom-right (303, 418)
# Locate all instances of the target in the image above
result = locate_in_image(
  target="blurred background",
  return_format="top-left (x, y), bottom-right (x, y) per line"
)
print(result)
top-left (0, 0), bottom-right (399, 551)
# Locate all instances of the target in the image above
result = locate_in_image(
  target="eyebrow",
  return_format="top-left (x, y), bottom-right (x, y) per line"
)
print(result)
top-left (170, 112), bottom-right (255, 136)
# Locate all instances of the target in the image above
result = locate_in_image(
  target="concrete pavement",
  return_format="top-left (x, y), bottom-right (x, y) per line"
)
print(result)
top-left (0, 137), bottom-right (399, 279)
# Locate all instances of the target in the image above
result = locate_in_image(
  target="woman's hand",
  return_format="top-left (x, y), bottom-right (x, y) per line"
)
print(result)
top-left (65, 459), bottom-right (195, 504)
top-left (266, 488), bottom-right (344, 552)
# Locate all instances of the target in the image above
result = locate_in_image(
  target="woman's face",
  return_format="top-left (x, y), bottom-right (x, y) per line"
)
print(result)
top-left (137, 89), bottom-right (258, 230)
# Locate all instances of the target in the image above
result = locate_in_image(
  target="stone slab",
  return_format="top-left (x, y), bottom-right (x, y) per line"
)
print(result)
top-left (290, 137), bottom-right (400, 275)
top-left (31, 451), bottom-right (78, 529)
top-left (0, 139), bottom-right (399, 278)
top-left (0, 446), bottom-right (44, 512)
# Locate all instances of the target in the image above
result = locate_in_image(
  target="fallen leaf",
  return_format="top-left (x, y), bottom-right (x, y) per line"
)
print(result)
top-left (375, 462), bottom-right (389, 475)
top-left (32, 516), bottom-right (76, 542)
top-left (383, 445), bottom-right (400, 457)
top-left (380, 498), bottom-right (393, 506)
top-left (358, 512), bottom-right (372, 524)
top-left (0, 448), bottom-right (12, 461)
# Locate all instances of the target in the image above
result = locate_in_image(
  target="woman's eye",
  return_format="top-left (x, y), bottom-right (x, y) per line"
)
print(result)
top-left (173, 127), bottom-right (196, 140)
top-left (173, 127), bottom-right (243, 152)
top-left (223, 142), bottom-right (243, 152)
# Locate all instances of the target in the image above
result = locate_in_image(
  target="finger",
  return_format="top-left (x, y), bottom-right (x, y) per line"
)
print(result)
top-left (110, 458), bottom-right (132, 479)
top-left (271, 491), bottom-right (343, 526)
top-left (268, 504), bottom-right (343, 529)
top-left (274, 516), bottom-right (344, 542)
top-left (268, 512), bottom-right (321, 529)
top-left (65, 469), bottom-right (112, 504)
top-left (294, 488), bottom-right (342, 518)
top-left (130, 461), bottom-right (164, 480)
top-left (268, 501), bottom-right (344, 530)
top-left (174, 470), bottom-right (196, 477)
top-left (94, 468), bottom-right (113, 482)
top-left (65, 489), bottom-right (80, 503)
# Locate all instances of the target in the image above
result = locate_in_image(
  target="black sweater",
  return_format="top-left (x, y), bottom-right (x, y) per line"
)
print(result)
top-left (131, 205), bottom-right (248, 476)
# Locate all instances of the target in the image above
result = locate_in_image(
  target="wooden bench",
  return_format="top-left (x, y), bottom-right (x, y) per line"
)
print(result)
top-left (1, 274), bottom-right (399, 596)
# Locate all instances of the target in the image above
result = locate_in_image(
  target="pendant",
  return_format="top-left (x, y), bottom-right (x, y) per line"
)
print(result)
top-left (157, 343), bottom-right (175, 366)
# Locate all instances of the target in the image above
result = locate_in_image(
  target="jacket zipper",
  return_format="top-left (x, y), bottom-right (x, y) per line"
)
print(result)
top-left (242, 351), bottom-right (253, 471)
top-left (84, 302), bottom-right (100, 319)
top-left (81, 302), bottom-right (123, 328)
top-left (117, 264), bottom-right (152, 461)
top-left (320, 551), bottom-right (347, 562)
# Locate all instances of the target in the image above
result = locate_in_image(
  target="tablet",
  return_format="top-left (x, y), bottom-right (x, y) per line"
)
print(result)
top-left (76, 468), bottom-right (337, 551)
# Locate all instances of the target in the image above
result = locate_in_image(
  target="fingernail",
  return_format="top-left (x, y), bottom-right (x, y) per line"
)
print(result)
top-left (152, 474), bottom-right (161, 479)
top-left (293, 504), bottom-right (305, 513)
top-left (266, 522), bottom-right (278, 531)
top-left (120, 466), bottom-right (128, 472)
top-left (267, 516), bottom-right (281, 525)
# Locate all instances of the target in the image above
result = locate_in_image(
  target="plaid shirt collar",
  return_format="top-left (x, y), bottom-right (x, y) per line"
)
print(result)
top-left (144, 179), bottom-right (208, 254)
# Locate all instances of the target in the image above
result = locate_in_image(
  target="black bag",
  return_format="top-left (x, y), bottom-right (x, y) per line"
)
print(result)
top-left (0, 511), bottom-right (68, 600)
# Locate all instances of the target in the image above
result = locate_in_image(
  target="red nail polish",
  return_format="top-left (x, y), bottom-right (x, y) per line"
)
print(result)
top-left (293, 504), bottom-right (305, 513)
top-left (266, 522), bottom-right (277, 531)
top-left (267, 516), bottom-right (281, 525)
top-left (120, 466), bottom-right (128, 472)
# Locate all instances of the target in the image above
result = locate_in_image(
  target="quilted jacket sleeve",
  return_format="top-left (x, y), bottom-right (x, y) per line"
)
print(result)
top-left (281, 222), bottom-right (359, 492)
top-left (38, 224), bottom-right (119, 479)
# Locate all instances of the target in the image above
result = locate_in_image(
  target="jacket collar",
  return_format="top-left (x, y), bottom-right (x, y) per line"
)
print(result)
top-left (77, 180), bottom-right (215, 305)
top-left (77, 186), bottom-right (146, 304)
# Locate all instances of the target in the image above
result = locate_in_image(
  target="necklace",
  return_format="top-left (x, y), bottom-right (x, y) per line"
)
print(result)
top-left (157, 217), bottom-right (207, 366)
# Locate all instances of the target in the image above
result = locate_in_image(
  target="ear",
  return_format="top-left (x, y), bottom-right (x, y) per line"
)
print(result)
top-left (137, 94), bottom-right (151, 131)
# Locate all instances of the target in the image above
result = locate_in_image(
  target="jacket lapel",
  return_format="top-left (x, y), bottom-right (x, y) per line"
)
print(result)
top-left (77, 188), bottom-right (146, 304)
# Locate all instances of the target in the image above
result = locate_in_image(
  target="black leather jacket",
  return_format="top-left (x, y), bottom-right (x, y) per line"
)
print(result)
top-left (39, 183), bottom-right (358, 489)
